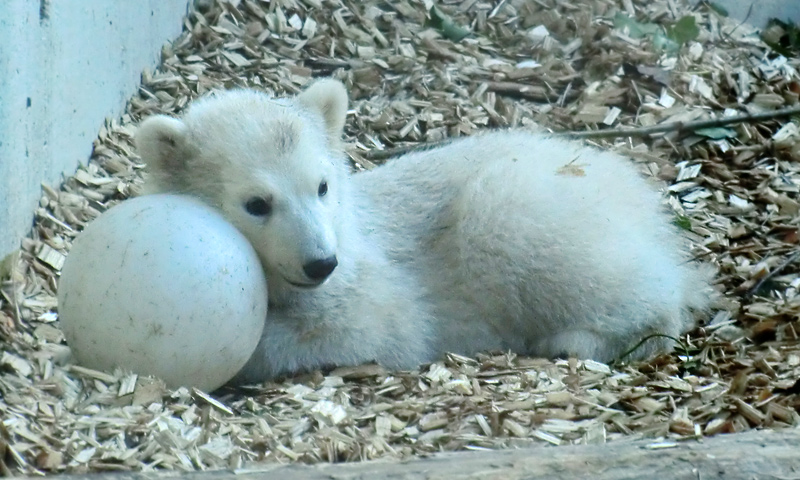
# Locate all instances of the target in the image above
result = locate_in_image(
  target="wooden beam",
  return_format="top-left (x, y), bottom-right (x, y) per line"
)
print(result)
top-left (38, 429), bottom-right (800, 480)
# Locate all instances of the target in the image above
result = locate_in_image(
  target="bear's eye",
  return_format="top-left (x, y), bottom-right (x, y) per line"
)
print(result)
top-left (318, 181), bottom-right (328, 197)
top-left (244, 197), bottom-right (272, 217)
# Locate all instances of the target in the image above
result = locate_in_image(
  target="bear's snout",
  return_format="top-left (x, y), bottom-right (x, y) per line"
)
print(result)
top-left (303, 256), bottom-right (338, 282)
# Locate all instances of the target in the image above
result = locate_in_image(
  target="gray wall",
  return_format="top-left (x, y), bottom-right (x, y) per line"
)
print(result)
top-left (698, 0), bottom-right (800, 28)
top-left (0, 0), bottom-right (190, 258)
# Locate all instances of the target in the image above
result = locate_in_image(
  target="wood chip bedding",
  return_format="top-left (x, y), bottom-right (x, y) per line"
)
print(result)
top-left (1, 0), bottom-right (799, 475)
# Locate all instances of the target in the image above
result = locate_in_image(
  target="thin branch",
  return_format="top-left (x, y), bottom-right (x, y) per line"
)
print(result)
top-left (566, 105), bottom-right (800, 139)
top-left (727, 1), bottom-right (755, 39)
top-left (611, 333), bottom-right (687, 367)
top-left (363, 140), bottom-right (451, 161)
top-left (486, 81), bottom-right (579, 102)
top-left (362, 105), bottom-right (800, 161)
top-left (744, 250), bottom-right (800, 299)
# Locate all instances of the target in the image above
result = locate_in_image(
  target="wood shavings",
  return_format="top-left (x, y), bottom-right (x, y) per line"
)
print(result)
top-left (2, 0), bottom-right (800, 475)
top-left (191, 388), bottom-right (234, 415)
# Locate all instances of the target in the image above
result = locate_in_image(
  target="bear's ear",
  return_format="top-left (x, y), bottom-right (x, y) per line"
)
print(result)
top-left (136, 115), bottom-right (193, 183)
top-left (297, 79), bottom-right (349, 143)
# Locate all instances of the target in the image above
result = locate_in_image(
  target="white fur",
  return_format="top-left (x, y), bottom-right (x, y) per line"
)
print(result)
top-left (136, 79), bottom-right (715, 383)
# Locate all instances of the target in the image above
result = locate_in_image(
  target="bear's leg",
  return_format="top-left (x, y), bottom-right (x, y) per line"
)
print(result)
top-left (533, 329), bottom-right (609, 361)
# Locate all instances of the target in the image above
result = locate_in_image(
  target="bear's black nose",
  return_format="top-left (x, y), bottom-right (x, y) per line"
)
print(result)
top-left (303, 256), bottom-right (338, 281)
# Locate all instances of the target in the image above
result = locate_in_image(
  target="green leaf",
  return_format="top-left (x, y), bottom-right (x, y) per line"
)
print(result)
top-left (666, 15), bottom-right (700, 45)
top-left (613, 13), bottom-right (660, 39)
top-left (614, 14), bottom-right (697, 52)
top-left (672, 215), bottom-right (692, 231)
top-left (427, 6), bottom-right (470, 42)
top-left (652, 30), bottom-right (680, 52)
top-left (694, 127), bottom-right (737, 139)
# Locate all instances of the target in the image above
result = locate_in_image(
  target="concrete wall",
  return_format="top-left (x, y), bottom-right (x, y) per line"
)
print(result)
top-left (0, 0), bottom-right (190, 258)
top-left (696, 0), bottom-right (800, 28)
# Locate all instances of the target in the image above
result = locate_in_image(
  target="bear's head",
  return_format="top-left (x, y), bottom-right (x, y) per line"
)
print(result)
top-left (136, 79), bottom-right (349, 293)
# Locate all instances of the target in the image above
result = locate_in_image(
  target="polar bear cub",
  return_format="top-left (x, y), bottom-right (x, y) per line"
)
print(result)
top-left (136, 79), bottom-right (714, 383)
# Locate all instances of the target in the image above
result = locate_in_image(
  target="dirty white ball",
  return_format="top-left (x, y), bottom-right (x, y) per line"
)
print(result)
top-left (58, 194), bottom-right (267, 391)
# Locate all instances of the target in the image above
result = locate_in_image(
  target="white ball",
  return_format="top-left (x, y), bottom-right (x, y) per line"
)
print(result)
top-left (58, 194), bottom-right (267, 392)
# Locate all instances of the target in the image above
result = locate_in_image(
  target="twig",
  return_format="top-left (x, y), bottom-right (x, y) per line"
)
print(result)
top-left (363, 140), bottom-right (451, 161)
top-left (421, 37), bottom-right (460, 62)
top-left (744, 251), bottom-right (800, 299)
top-left (566, 105), bottom-right (800, 139)
top-left (611, 333), bottom-right (688, 367)
top-left (306, 58), bottom-right (361, 72)
top-left (486, 81), bottom-right (579, 102)
top-left (363, 105), bottom-right (800, 161)
top-left (728, 1), bottom-right (755, 39)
